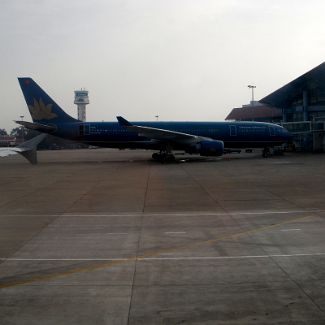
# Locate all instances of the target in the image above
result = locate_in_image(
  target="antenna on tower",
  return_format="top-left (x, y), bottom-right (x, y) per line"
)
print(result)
top-left (74, 89), bottom-right (89, 122)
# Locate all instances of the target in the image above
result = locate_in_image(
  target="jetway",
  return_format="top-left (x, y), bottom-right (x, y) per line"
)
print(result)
top-left (282, 121), bottom-right (325, 152)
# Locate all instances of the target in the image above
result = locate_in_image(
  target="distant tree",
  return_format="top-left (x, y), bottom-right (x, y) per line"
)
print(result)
top-left (10, 126), bottom-right (39, 142)
top-left (10, 127), bottom-right (26, 138)
top-left (24, 128), bottom-right (40, 140)
top-left (0, 129), bottom-right (7, 136)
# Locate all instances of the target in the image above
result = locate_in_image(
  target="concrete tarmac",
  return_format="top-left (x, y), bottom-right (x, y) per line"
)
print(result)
top-left (0, 149), bottom-right (325, 324)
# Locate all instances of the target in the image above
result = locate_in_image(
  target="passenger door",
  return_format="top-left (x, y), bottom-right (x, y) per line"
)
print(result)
top-left (79, 124), bottom-right (90, 136)
top-left (269, 126), bottom-right (275, 136)
top-left (230, 125), bottom-right (237, 136)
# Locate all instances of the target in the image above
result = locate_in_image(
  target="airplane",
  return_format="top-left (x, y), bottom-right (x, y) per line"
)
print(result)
top-left (16, 78), bottom-right (292, 162)
top-left (0, 133), bottom-right (46, 164)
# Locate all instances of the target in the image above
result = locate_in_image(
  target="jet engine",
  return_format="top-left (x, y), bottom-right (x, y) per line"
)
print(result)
top-left (198, 140), bottom-right (224, 156)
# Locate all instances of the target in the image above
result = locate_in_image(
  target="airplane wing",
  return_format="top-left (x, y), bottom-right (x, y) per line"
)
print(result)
top-left (116, 116), bottom-right (208, 143)
top-left (0, 147), bottom-right (23, 157)
top-left (0, 134), bottom-right (47, 164)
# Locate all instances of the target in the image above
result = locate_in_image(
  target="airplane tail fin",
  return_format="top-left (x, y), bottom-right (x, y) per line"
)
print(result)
top-left (18, 78), bottom-right (78, 124)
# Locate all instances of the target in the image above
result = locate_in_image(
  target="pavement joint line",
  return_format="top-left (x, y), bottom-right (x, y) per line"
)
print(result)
top-left (127, 163), bottom-right (150, 325)
top-left (0, 214), bottom-right (316, 289)
top-left (2, 252), bottom-right (325, 261)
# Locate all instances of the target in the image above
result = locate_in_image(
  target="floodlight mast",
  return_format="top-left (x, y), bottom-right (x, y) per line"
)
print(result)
top-left (20, 115), bottom-right (24, 142)
top-left (248, 85), bottom-right (256, 102)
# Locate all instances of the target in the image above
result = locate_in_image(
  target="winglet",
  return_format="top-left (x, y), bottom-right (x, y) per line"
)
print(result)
top-left (116, 116), bottom-right (133, 127)
top-left (18, 134), bottom-right (47, 164)
top-left (18, 133), bottom-right (47, 150)
top-left (0, 134), bottom-right (47, 164)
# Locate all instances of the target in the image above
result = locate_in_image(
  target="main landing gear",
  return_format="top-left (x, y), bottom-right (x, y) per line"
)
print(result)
top-left (262, 147), bottom-right (271, 158)
top-left (152, 151), bottom-right (176, 163)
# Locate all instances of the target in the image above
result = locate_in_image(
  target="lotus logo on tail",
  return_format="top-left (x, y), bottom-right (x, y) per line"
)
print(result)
top-left (28, 98), bottom-right (57, 120)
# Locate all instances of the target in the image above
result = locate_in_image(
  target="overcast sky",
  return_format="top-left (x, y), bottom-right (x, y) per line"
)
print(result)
top-left (1, 0), bottom-right (325, 132)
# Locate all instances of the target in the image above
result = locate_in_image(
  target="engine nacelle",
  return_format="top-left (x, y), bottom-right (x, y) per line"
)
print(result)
top-left (198, 140), bottom-right (224, 156)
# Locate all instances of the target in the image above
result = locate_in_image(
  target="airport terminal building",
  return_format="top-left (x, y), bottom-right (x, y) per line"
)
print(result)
top-left (226, 62), bottom-right (325, 151)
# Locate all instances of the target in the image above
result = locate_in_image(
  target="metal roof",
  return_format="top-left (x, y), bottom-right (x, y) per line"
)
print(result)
top-left (260, 62), bottom-right (325, 108)
top-left (226, 105), bottom-right (281, 120)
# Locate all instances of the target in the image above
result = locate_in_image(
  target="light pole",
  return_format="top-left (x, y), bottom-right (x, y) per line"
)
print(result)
top-left (20, 115), bottom-right (24, 142)
top-left (247, 85), bottom-right (256, 104)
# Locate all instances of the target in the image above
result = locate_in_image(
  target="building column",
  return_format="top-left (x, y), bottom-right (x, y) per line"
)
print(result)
top-left (282, 108), bottom-right (287, 123)
top-left (303, 90), bottom-right (308, 121)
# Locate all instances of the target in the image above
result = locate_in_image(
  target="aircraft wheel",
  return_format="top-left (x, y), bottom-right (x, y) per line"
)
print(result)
top-left (152, 152), bottom-right (176, 163)
top-left (262, 148), bottom-right (271, 158)
top-left (152, 153), bottom-right (160, 161)
top-left (160, 153), bottom-right (167, 164)
top-left (165, 154), bottom-right (176, 163)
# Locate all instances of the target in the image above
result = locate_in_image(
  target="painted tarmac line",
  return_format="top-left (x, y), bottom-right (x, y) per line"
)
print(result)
top-left (142, 252), bottom-right (325, 260)
top-left (64, 210), bottom-right (325, 217)
top-left (280, 228), bottom-right (301, 232)
top-left (1, 252), bottom-right (325, 262)
top-left (2, 209), bottom-right (325, 218)
top-left (164, 231), bottom-right (187, 234)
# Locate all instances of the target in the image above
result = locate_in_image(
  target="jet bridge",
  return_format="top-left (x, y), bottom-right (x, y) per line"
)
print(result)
top-left (282, 121), bottom-right (325, 152)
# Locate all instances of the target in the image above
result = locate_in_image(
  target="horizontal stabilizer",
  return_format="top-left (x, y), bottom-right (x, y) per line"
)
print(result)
top-left (15, 120), bottom-right (57, 132)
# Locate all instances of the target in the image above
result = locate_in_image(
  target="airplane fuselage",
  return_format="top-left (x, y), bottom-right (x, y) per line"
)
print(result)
top-left (55, 120), bottom-right (291, 151)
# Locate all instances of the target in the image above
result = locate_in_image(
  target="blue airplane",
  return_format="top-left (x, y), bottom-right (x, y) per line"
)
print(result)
top-left (16, 78), bottom-right (292, 162)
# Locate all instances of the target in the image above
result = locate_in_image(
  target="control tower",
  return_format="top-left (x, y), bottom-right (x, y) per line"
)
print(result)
top-left (74, 89), bottom-right (89, 122)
